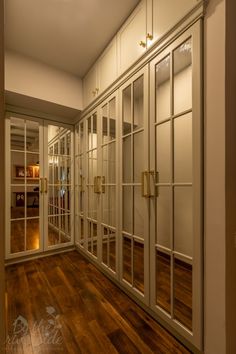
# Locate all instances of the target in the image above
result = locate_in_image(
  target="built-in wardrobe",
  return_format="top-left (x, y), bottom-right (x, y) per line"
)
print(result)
top-left (5, 0), bottom-right (204, 351)
top-left (75, 14), bottom-right (203, 354)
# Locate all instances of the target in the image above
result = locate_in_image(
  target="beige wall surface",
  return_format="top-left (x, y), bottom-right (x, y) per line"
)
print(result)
top-left (5, 50), bottom-right (83, 111)
top-left (225, 0), bottom-right (236, 353)
top-left (0, 0), bottom-right (5, 351)
top-left (204, 0), bottom-right (226, 353)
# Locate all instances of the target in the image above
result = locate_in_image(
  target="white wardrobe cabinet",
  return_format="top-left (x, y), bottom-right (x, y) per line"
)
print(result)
top-left (75, 91), bottom-right (119, 277)
top-left (117, 0), bottom-right (147, 75)
top-left (83, 38), bottom-right (118, 108)
top-left (147, 0), bottom-right (199, 45)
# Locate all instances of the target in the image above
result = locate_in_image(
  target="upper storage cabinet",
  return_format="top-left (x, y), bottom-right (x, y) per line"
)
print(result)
top-left (147, 0), bottom-right (199, 44)
top-left (117, 0), bottom-right (147, 75)
top-left (83, 64), bottom-right (98, 108)
top-left (83, 37), bottom-right (117, 108)
top-left (98, 38), bottom-right (117, 94)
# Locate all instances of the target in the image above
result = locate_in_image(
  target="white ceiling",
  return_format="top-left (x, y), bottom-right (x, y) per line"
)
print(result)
top-left (5, 0), bottom-right (140, 78)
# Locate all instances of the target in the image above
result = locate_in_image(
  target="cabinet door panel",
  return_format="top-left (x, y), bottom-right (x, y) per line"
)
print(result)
top-left (83, 64), bottom-right (97, 107)
top-left (118, 1), bottom-right (147, 74)
top-left (98, 38), bottom-right (117, 94)
top-left (152, 0), bottom-right (197, 42)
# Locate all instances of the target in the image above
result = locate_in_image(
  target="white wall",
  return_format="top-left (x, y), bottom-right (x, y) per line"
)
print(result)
top-left (204, 0), bottom-right (226, 353)
top-left (5, 50), bottom-right (83, 110)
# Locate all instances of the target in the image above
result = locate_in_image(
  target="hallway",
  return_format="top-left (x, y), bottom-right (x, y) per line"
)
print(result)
top-left (5, 251), bottom-right (190, 353)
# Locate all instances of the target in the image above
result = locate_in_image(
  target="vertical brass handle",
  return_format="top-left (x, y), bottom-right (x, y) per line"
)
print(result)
top-left (44, 178), bottom-right (48, 193)
top-left (94, 176), bottom-right (102, 194)
top-left (142, 171), bottom-right (149, 198)
top-left (40, 178), bottom-right (44, 193)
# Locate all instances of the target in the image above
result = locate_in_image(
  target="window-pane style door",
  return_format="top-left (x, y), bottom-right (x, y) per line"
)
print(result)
top-left (44, 122), bottom-right (74, 250)
top-left (119, 66), bottom-right (149, 304)
top-left (6, 116), bottom-right (44, 258)
top-left (5, 117), bottom-right (74, 259)
top-left (149, 23), bottom-right (202, 347)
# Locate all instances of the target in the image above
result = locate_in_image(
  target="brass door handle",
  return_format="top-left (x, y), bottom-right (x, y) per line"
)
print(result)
top-left (139, 40), bottom-right (146, 48)
top-left (44, 178), bottom-right (48, 193)
top-left (146, 33), bottom-right (153, 40)
top-left (40, 178), bottom-right (44, 193)
top-left (94, 176), bottom-right (101, 194)
top-left (142, 171), bottom-right (149, 197)
top-left (141, 171), bottom-right (155, 198)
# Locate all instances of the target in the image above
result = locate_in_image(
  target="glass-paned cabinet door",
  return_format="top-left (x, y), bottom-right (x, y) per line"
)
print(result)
top-left (101, 93), bottom-right (118, 274)
top-left (149, 22), bottom-right (202, 348)
top-left (85, 110), bottom-right (99, 258)
top-left (75, 119), bottom-right (86, 248)
top-left (5, 116), bottom-right (44, 258)
top-left (120, 66), bottom-right (149, 304)
top-left (45, 122), bottom-right (74, 249)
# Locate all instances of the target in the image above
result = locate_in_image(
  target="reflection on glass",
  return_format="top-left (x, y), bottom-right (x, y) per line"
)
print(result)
top-left (123, 85), bottom-right (131, 135)
top-left (174, 39), bottom-right (192, 114)
top-left (48, 217), bottom-right (59, 246)
top-left (134, 186), bottom-right (144, 238)
top-left (174, 113), bottom-right (192, 183)
top-left (26, 187), bottom-right (39, 218)
top-left (102, 186), bottom-right (108, 224)
top-left (108, 143), bottom-right (116, 184)
top-left (123, 186), bottom-right (132, 234)
top-left (102, 104), bottom-right (108, 144)
top-left (102, 227), bottom-right (108, 265)
top-left (123, 236), bottom-right (132, 284)
top-left (109, 98), bottom-right (116, 140)
top-left (11, 187), bottom-right (25, 219)
top-left (88, 221), bottom-right (92, 253)
top-left (93, 114), bottom-right (97, 149)
top-left (156, 122), bottom-right (171, 183)
top-left (156, 250), bottom-right (171, 313)
top-left (79, 122), bottom-right (84, 154)
top-left (80, 218), bottom-right (84, 240)
top-left (11, 118), bottom-right (25, 151)
top-left (26, 120), bottom-right (39, 152)
top-left (156, 187), bottom-right (171, 248)
top-left (93, 223), bottom-right (97, 257)
top-left (11, 151), bottom-right (25, 184)
top-left (156, 56), bottom-right (171, 122)
top-left (123, 136), bottom-right (131, 183)
top-left (108, 186), bottom-right (116, 228)
top-left (133, 75), bottom-right (144, 130)
top-left (133, 131), bottom-right (144, 183)
top-left (26, 219), bottom-right (40, 250)
top-left (133, 240), bottom-right (144, 293)
top-left (174, 187), bottom-right (193, 257)
top-left (26, 153), bottom-right (40, 184)
top-left (87, 117), bottom-right (92, 150)
top-left (66, 133), bottom-right (71, 155)
top-left (11, 220), bottom-right (25, 253)
top-left (174, 257), bottom-right (192, 331)
top-left (102, 145), bottom-right (108, 182)
top-left (109, 230), bottom-right (116, 271)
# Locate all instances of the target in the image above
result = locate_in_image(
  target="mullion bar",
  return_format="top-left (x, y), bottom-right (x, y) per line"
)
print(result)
top-left (170, 49), bottom-right (174, 320)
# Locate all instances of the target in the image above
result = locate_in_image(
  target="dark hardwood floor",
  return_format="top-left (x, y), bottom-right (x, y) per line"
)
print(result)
top-left (5, 251), bottom-right (191, 354)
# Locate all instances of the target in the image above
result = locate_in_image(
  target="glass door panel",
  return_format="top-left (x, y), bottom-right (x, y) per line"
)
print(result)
top-left (7, 117), bottom-right (43, 257)
top-left (149, 24), bottom-right (202, 347)
top-left (120, 67), bottom-right (149, 302)
top-left (101, 95), bottom-right (118, 273)
top-left (46, 123), bottom-right (73, 248)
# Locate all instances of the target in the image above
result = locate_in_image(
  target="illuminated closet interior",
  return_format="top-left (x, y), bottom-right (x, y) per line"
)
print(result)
top-left (5, 1), bottom-right (204, 352)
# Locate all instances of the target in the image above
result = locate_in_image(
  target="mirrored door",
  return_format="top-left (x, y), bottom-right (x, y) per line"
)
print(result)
top-left (5, 116), bottom-right (44, 258)
top-left (149, 24), bottom-right (202, 347)
top-left (120, 66), bottom-right (149, 303)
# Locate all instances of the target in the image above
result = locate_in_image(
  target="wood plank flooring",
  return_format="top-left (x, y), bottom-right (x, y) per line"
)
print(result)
top-left (5, 251), bottom-right (192, 354)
